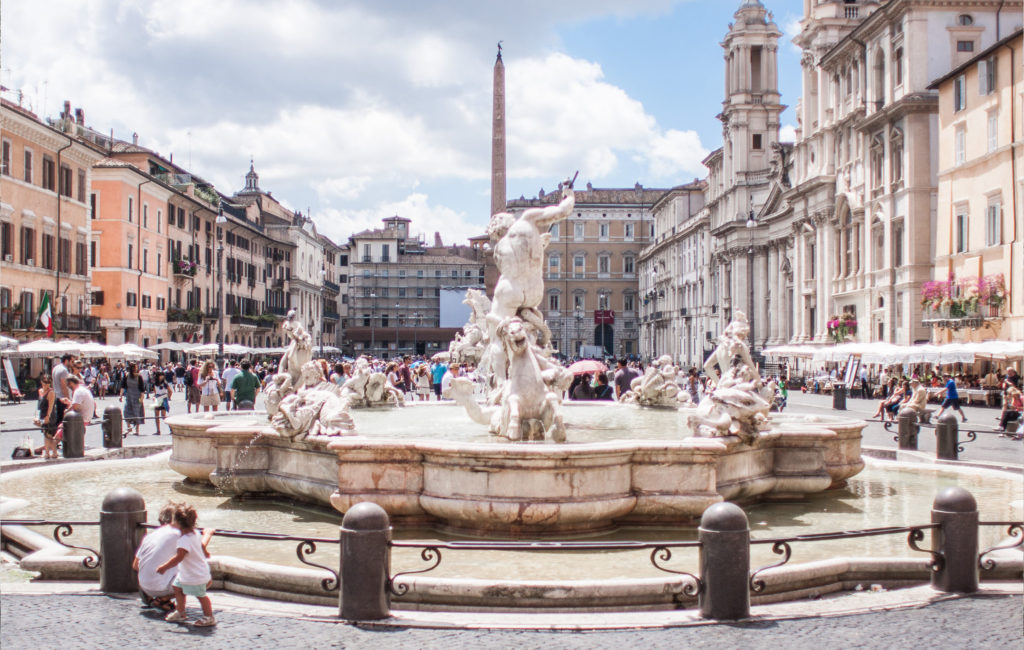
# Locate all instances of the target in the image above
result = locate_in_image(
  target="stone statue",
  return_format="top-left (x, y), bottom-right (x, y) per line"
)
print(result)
top-left (621, 354), bottom-right (691, 408)
top-left (271, 361), bottom-right (355, 439)
top-left (689, 314), bottom-right (771, 443)
top-left (449, 177), bottom-right (577, 442)
top-left (448, 289), bottom-right (490, 365)
top-left (278, 309), bottom-right (312, 389)
top-left (340, 356), bottom-right (404, 408)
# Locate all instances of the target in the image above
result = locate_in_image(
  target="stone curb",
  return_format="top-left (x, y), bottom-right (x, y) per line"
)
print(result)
top-left (861, 445), bottom-right (1024, 475)
top-left (1, 582), bottom-right (1020, 630)
top-left (0, 443), bottom-right (170, 473)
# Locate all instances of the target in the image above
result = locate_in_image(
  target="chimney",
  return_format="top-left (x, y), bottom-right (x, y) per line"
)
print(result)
top-left (75, 108), bottom-right (84, 125)
top-left (434, 232), bottom-right (443, 247)
top-left (62, 100), bottom-right (71, 120)
top-left (132, 132), bottom-right (138, 145)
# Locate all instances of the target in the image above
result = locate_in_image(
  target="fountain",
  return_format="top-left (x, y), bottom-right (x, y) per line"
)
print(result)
top-left (161, 178), bottom-right (867, 536)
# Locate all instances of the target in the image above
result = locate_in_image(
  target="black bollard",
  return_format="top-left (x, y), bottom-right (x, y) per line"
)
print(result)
top-left (62, 411), bottom-right (85, 458)
top-left (832, 384), bottom-right (847, 410)
top-left (699, 502), bottom-right (750, 620)
top-left (931, 487), bottom-right (978, 593)
top-left (339, 502), bottom-right (391, 620)
top-left (897, 407), bottom-right (919, 450)
top-left (935, 412), bottom-right (960, 460)
top-left (102, 405), bottom-right (123, 449)
top-left (100, 487), bottom-right (147, 593)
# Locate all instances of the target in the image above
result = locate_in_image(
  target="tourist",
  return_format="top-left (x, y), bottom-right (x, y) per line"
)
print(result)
top-left (51, 353), bottom-right (74, 427)
top-left (593, 373), bottom-right (614, 400)
top-left (33, 376), bottom-right (58, 459)
top-left (385, 362), bottom-right (401, 389)
top-left (199, 361), bottom-right (222, 413)
top-left (614, 359), bottom-right (638, 400)
top-left (185, 360), bottom-right (201, 414)
top-left (995, 385), bottom-right (1022, 437)
top-left (150, 371), bottom-right (171, 435)
top-left (157, 503), bottom-right (216, 626)
top-left (96, 366), bottom-right (110, 400)
top-left (431, 361), bottom-right (447, 401)
top-left (776, 376), bottom-right (788, 412)
top-left (66, 375), bottom-right (96, 422)
top-left (229, 361), bottom-right (260, 411)
top-left (1005, 367), bottom-right (1021, 391)
top-left (133, 502), bottom-right (180, 612)
top-left (415, 365), bottom-right (431, 401)
top-left (173, 362), bottom-right (187, 393)
top-left (936, 372), bottom-right (967, 422)
top-left (221, 361), bottom-right (241, 410)
top-left (329, 363), bottom-right (345, 386)
top-left (399, 356), bottom-right (414, 395)
top-left (572, 373), bottom-right (594, 400)
top-left (441, 363), bottom-right (459, 398)
top-left (120, 363), bottom-right (146, 435)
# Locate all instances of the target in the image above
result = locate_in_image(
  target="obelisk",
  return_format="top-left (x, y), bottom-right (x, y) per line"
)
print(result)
top-left (490, 42), bottom-right (506, 218)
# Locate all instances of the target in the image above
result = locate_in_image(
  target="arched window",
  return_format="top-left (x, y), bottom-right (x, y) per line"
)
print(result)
top-left (870, 133), bottom-right (885, 191)
top-left (956, 14), bottom-right (973, 26)
top-left (890, 128), bottom-right (904, 187)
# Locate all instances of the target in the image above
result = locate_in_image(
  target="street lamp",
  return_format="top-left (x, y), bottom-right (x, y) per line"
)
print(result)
top-left (369, 292), bottom-right (376, 358)
top-left (395, 303), bottom-right (400, 356)
top-left (319, 266), bottom-right (326, 360)
top-left (215, 209), bottom-right (227, 371)
top-left (574, 307), bottom-right (583, 357)
top-left (746, 211), bottom-right (757, 350)
top-left (412, 312), bottom-right (420, 357)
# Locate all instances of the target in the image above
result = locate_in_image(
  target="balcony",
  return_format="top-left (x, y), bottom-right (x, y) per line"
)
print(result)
top-left (271, 277), bottom-right (285, 290)
top-left (267, 305), bottom-right (289, 316)
top-left (230, 313), bottom-right (277, 329)
top-left (167, 307), bottom-right (203, 324)
top-left (923, 303), bottom-right (1003, 329)
top-left (1, 311), bottom-right (98, 334)
top-left (323, 279), bottom-right (340, 293)
top-left (362, 256), bottom-right (372, 263)
top-left (324, 308), bottom-right (340, 321)
top-left (204, 308), bottom-right (220, 321)
top-left (171, 257), bottom-right (198, 278)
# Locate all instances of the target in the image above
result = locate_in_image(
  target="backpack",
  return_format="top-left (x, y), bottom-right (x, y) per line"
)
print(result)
top-left (185, 370), bottom-right (195, 387)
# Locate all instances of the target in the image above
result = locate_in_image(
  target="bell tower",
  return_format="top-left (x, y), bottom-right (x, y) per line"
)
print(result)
top-left (720, 0), bottom-right (783, 191)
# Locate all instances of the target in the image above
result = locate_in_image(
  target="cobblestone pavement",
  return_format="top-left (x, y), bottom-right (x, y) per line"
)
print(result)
top-left (1, 592), bottom-right (1020, 648)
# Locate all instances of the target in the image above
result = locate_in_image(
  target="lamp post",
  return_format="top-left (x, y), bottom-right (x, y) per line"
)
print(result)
top-left (412, 312), bottom-right (420, 357)
top-left (215, 210), bottom-right (227, 371)
top-left (394, 303), bottom-right (400, 356)
top-left (746, 211), bottom-right (757, 351)
top-left (369, 292), bottom-right (376, 358)
top-left (574, 307), bottom-right (583, 358)
top-left (319, 266), bottom-right (326, 360)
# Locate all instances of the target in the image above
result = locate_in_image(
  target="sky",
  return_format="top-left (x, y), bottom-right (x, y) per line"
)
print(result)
top-left (0, 0), bottom-right (806, 247)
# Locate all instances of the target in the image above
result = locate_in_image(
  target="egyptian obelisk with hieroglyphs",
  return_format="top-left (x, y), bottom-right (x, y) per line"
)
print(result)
top-left (490, 43), bottom-right (506, 218)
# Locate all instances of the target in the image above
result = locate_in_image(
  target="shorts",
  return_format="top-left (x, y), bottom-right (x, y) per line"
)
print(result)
top-left (433, 383), bottom-right (442, 397)
top-left (172, 577), bottom-right (208, 597)
top-left (187, 386), bottom-right (201, 404)
top-left (200, 393), bottom-right (220, 407)
top-left (175, 377), bottom-right (185, 386)
top-left (941, 397), bottom-right (960, 409)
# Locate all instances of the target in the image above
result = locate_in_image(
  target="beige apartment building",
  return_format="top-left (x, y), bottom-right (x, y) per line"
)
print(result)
top-left (927, 29), bottom-right (1023, 343)
top-left (1, 100), bottom-right (105, 347)
top-left (509, 183), bottom-right (666, 359)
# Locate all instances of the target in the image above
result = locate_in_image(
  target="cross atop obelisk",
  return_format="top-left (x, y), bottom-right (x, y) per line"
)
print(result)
top-left (490, 41), bottom-right (506, 218)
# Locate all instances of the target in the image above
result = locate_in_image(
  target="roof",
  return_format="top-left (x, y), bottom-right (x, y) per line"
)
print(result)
top-left (927, 28), bottom-right (1023, 90)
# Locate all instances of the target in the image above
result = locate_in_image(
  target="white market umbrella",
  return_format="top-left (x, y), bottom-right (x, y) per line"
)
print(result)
top-left (0, 335), bottom-right (18, 351)
top-left (10, 339), bottom-right (81, 358)
top-left (116, 343), bottom-right (158, 360)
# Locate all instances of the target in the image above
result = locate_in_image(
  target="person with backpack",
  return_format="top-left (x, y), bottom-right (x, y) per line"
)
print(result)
top-left (185, 359), bottom-right (201, 414)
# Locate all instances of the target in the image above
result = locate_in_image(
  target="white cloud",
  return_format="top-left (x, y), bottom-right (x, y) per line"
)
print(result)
top-left (779, 124), bottom-right (797, 143)
top-left (316, 193), bottom-right (483, 248)
top-left (783, 15), bottom-right (803, 54)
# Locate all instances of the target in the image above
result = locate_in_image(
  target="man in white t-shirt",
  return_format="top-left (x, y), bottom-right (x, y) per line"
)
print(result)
top-left (221, 361), bottom-right (241, 410)
top-left (66, 376), bottom-right (96, 422)
top-left (132, 504), bottom-right (180, 609)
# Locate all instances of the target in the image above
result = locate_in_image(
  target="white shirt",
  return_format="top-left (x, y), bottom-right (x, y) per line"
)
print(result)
top-left (135, 525), bottom-right (179, 596)
top-left (70, 385), bottom-right (96, 421)
top-left (200, 371), bottom-right (221, 396)
top-left (175, 530), bottom-right (211, 585)
top-left (222, 367), bottom-right (241, 391)
top-left (441, 370), bottom-right (456, 396)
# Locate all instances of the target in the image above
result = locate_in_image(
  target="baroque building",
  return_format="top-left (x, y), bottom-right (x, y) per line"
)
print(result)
top-left (510, 182), bottom-right (667, 359)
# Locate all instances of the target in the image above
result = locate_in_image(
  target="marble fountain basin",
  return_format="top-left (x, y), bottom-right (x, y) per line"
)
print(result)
top-left (166, 403), bottom-right (865, 536)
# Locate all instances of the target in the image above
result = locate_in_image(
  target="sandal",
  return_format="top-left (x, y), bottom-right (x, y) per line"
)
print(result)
top-left (193, 616), bottom-right (217, 627)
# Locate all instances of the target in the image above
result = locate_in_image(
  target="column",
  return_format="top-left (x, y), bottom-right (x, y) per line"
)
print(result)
top-left (758, 250), bottom-right (769, 350)
top-left (768, 245), bottom-right (780, 344)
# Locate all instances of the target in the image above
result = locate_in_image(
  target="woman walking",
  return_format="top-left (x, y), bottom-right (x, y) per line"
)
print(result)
top-left (151, 371), bottom-right (171, 435)
top-left (199, 361), bottom-right (221, 413)
top-left (34, 376), bottom-right (59, 459)
top-left (120, 362), bottom-right (146, 435)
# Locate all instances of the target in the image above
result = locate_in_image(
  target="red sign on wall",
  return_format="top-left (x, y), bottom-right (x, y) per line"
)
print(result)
top-left (594, 310), bottom-right (615, 325)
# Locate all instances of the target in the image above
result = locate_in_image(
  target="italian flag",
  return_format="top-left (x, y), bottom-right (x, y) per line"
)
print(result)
top-left (38, 293), bottom-right (53, 337)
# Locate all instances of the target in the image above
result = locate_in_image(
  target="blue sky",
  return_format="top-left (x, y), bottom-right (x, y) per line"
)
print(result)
top-left (1, 0), bottom-right (806, 246)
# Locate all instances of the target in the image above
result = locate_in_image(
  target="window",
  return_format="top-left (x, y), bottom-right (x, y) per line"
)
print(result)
top-left (574, 222), bottom-right (584, 241)
top-left (42, 155), bottom-right (55, 191)
top-left (890, 129), bottom-right (904, 186)
top-left (752, 134), bottom-right (763, 150)
top-left (956, 41), bottom-right (974, 53)
top-left (77, 169), bottom-right (86, 202)
top-left (142, 248), bottom-right (148, 273)
top-left (398, 287), bottom-right (406, 298)
top-left (1, 139), bottom-right (10, 175)
top-left (156, 209), bottom-right (161, 234)
top-left (598, 294), bottom-right (610, 310)
top-left (416, 288), bottom-right (423, 297)
top-left (451, 269), bottom-right (458, 278)
top-left (549, 223), bottom-right (559, 240)
top-left (142, 204), bottom-right (148, 229)
top-left (955, 210), bottom-right (968, 253)
top-left (23, 149), bottom-right (32, 183)
top-left (986, 202), bottom-right (1001, 246)
top-left (127, 243), bottom-right (133, 269)
top-left (573, 294), bottom-right (584, 311)
top-left (987, 111), bottom-right (998, 153)
top-left (954, 126), bottom-right (967, 165)
top-left (599, 223), bottom-right (609, 240)
top-left (90, 241), bottom-right (96, 267)
top-left (598, 255), bottom-right (610, 275)
top-left (76, 242), bottom-right (87, 275)
top-left (0, 222), bottom-right (11, 259)
top-left (416, 269), bottom-right (423, 278)
top-left (893, 222), bottom-right (904, 267)
top-left (381, 244), bottom-right (390, 262)
top-left (894, 48), bottom-right (904, 86)
top-left (979, 56), bottom-right (996, 95)
top-left (624, 223), bottom-right (634, 240)
top-left (623, 256), bottom-right (635, 275)
top-left (573, 254), bottom-right (585, 277)
top-left (142, 294), bottom-right (152, 309)
top-left (953, 74), bottom-right (966, 112)
top-left (548, 255), bottom-right (560, 275)
top-left (956, 14), bottom-right (974, 26)
top-left (21, 291), bottom-right (33, 316)
top-left (623, 294), bottom-right (635, 312)
top-left (58, 237), bottom-right (70, 273)
top-left (128, 196), bottom-right (134, 222)
top-left (41, 234), bottom-right (55, 270)
top-left (58, 164), bottom-right (72, 197)
top-left (126, 292), bottom-right (138, 307)
top-left (548, 293), bottom-right (560, 311)
top-left (870, 134), bottom-right (884, 189)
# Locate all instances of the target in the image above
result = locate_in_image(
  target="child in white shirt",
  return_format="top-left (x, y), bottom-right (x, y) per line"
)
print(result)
top-left (157, 503), bottom-right (216, 626)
